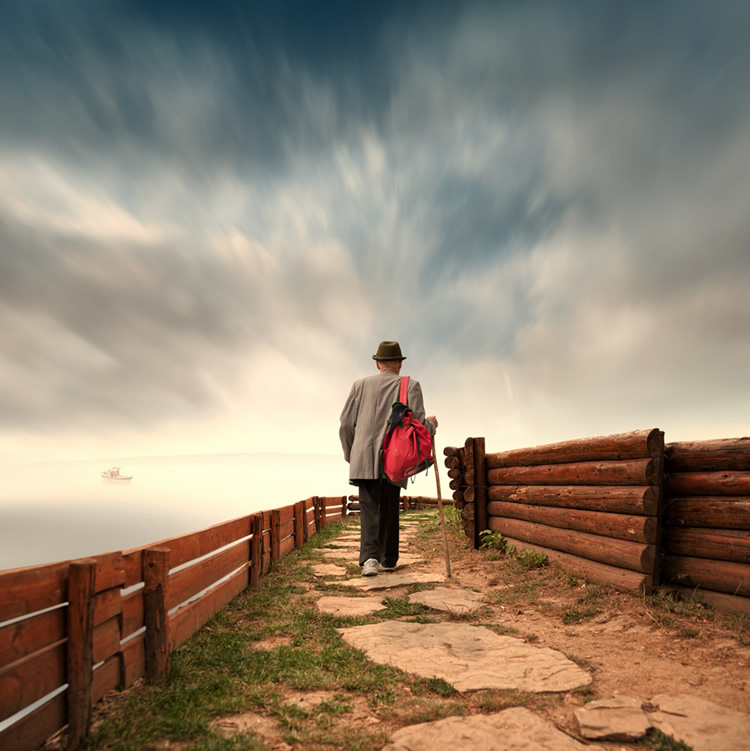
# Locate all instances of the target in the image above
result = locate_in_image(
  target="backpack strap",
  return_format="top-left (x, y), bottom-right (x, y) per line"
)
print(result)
top-left (399, 376), bottom-right (409, 406)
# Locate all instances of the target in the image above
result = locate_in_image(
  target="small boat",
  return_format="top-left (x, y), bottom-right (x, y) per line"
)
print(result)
top-left (101, 466), bottom-right (133, 480)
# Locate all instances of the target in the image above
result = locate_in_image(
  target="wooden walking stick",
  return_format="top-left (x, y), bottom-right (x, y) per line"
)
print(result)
top-left (431, 436), bottom-right (452, 578)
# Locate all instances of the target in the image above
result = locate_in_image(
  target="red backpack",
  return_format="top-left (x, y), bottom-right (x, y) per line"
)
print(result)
top-left (380, 376), bottom-right (435, 484)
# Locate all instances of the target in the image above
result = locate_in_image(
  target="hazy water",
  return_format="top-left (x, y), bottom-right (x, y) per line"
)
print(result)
top-left (0, 453), bottom-right (354, 571)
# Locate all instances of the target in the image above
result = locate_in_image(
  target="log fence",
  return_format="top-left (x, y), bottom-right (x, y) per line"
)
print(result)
top-left (662, 438), bottom-right (750, 615)
top-left (0, 495), bottom-right (347, 751)
top-left (444, 429), bottom-right (749, 612)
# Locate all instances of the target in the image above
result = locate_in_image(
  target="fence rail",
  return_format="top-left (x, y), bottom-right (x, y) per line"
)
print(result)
top-left (0, 495), bottom-right (349, 751)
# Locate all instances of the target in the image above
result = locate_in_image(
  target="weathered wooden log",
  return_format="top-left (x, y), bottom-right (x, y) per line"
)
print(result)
top-left (443, 446), bottom-right (460, 458)
top-left (444, 455), bottom-right (461, 470)
top-left (454, 499), bottom-right (466, 510)
top-left (662, 528), bottom-right (750, 563)
top-left (462, 504), bottom-right (475, 521)
top-left (667, 471), bottom-right (750, 497)
top-left (487, 501), bottom-right (657, 544)
top-left (486, 429), bottom-right (663, 468)
top-left (347, 501), bottom-right (361, 511)
top-left (449, 478), bottom-right (462, 491)
top-left (502, 536), bottom-right (651, 595)
top-left (462, 519), bottom-right (475, 540)
top-left (488, 517), bottom-right (654, 573)
top-left (662, 555), bottom-right (750, 597)
top-left (463, 486), bottom-right (475, 503)
top-left (658, 585), bottom-right (750, 617)
top-left (663, 497), bottom-right (750, 529)
top-left (464, 437), bottom-right (475, 453)
top-left (488, 485), bottom-right (658, 515)
top-left (452, 489), bottom-right (464, 502)
top-left (665, 437), bottom-right (750, 472)
top-left (404, 496), bottom-right (453, 507)
top-left (488, 459), bottom-right (659, 487)
top-left (447, 468), bottom-right (462, 480)
top-left (464, 467), bottom-right (476, 485)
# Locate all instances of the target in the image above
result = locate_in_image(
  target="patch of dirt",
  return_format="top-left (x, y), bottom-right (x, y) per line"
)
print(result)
top-left (211, 711), bottom-right (286, 742)
top-left (425, 533), bottom-right (750, 742)
top-left (249, 635), bottom-right (295, 651)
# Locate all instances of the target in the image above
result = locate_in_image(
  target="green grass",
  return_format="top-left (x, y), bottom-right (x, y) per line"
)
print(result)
top-left (83, 514), bottom-right (478, 751)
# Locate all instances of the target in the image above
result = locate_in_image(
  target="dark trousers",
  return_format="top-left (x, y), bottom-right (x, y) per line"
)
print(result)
top-left (357, 479), bottom-right (401, 567)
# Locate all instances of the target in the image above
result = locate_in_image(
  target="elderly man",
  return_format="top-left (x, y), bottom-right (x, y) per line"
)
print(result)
top-left (339, 341), bottom-right (438, 576)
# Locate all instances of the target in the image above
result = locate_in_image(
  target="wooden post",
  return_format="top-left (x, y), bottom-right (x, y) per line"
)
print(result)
top-left (66, 559), bottom-right (96, 751)
top-left (472, 437), bottom-right (487, 549)
top-left (250, 514), bottom-right (262, 589)
top-left (649, 430), bottom-right (665, 586)
top-left (294, 502), bottom-right (305, 549)
top-left (313, 496), bottom-right (321, 532)
top-left (341, 495), bottom-right (347, 518)
top-left (143, 547), bottom-right (170, 685)
top-left (303, 500), bottom-right (311, 543)
top-left (319, 496), bottom-right (327, 529)
top-left (271, 509), bottom-right (281, 562)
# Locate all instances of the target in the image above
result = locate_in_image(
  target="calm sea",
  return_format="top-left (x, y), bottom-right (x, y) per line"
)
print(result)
top-left (0, 453), bottom-right (353, 571)
top-left (0, 452), bottom-right (440, 571)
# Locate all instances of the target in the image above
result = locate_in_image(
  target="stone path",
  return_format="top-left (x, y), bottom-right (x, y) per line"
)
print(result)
top-left (310, 514), bottom-right (750, 751)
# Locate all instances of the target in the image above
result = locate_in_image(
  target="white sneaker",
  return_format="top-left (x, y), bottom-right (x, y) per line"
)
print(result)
top-left (362, 558), bottom-right (379, 576)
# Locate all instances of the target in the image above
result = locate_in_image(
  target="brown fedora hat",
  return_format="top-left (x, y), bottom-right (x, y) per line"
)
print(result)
top-left (372, 340), bottom-right (406, 361)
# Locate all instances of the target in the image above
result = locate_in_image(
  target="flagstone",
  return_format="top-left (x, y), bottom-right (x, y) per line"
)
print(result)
top-left (341, 571), bottom-right (446, 591)
top-left (382, 707), bottom-right (603, 750)
top-left (320, 549), bottom-right (353, 560)
top-left (646, 694), bottom-right (750, 751)
top-left (389, 553), bottom-right (423, 565)
top-left (574, 696), bottom-right (651, 741)
top-left (315, 596), bottom-right (387, 616)
top-left (408, 586), bottom-right (486, 614)
top-left (337, 621), bottom-right (591, 692)
top-left (311, 564), bottom-right (347, 578)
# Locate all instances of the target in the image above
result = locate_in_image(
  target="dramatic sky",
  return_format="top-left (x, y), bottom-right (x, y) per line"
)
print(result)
top-left (1, 0), bottom-right (748, 465)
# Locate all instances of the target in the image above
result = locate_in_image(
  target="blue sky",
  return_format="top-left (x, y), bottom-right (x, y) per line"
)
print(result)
top-left (1, 0), bottom-right (748, 464)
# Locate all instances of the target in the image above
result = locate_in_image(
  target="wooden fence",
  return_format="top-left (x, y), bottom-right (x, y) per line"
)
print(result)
top-left (345, 495), bottom-right (450, 513)
top-left (0, 495), bottom-right (348, 751)
top-left (445, 430), bottom-right (749, 612)
top-left (662, 438), bottom-right (750, 614)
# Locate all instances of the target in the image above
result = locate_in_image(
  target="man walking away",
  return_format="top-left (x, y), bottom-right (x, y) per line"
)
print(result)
top-left (339, 341), bottom-right (438, 576)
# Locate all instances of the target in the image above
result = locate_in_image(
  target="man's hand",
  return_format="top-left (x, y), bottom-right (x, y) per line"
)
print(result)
top-left (427, 415), bottom-right (438, 429)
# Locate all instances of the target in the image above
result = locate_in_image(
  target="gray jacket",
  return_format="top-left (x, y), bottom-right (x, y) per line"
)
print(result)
top-left (339, 370), bottom-right (436, 488)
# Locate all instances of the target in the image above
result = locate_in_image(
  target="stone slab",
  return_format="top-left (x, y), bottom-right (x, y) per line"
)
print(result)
top-left (409, 586), bottom-right (486, 614)
top-left (316, 596), bottom-right (387, 616)
top-left (320, 549), bottom-right (353, 560)
top-left (382, 707), bottom-right (603, 750)
top-left (341, 571), bottom-right (446, 591)
top-left (575, 696), bottom-right (651, 741)
top-left (311, 564), bottom-right (347, 578)
top-left (387, 553), bottom-right (424, 565)
top-left (646, 694), bottom-right (750, 751)
top-left (338, 621), bottom-right (591, 692)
